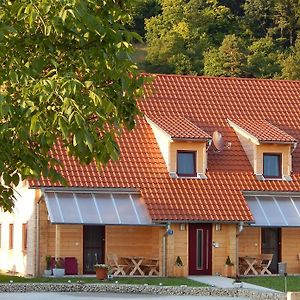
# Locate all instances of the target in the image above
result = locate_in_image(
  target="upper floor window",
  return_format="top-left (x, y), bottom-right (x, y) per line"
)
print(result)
top-left (263, 153), bottom-right (282, 178)
top-left (177, 151), bottom-right (196, 177)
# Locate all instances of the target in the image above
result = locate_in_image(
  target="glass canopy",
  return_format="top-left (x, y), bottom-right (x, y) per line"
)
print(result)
top-left (44, 190), bottom-right (152, 225)
top-left (245, 194), bottom-right (300, 226)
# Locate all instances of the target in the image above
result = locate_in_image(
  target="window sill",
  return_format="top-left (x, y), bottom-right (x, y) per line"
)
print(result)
top-left (256, 174), bottom-right (292, 181)
top-left (170, 172), bottom-right (207, 179)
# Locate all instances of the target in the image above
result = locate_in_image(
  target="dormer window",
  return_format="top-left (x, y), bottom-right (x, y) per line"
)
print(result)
top-left (263, 153), bottom-right (282, 178)
top-left (177, 151), bottom-right (196, 177)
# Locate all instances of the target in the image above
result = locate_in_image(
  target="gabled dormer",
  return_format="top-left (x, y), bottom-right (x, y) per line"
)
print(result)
top-left (228, 118), bottom-right (298, 180)
top-left (146, 115), bottom-right (211, 179)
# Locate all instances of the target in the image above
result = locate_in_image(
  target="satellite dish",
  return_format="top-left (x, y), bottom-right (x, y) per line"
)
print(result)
top-left (212, 130), bottom-right (225, 151)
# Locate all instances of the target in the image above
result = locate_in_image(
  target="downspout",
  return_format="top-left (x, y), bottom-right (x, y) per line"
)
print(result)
top-left (162, 223), bottom-right (171, 277)
top-left (35, 199), bottom-right (40, 277)
top-left (162, 235), bottom-right (167, 276)
top-left (235, 221), bottom-right (244, 279)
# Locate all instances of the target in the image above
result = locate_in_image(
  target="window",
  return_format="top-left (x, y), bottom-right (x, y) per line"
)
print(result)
top-left (22, 223), bottom-right (28, 251)
top-left (9, 224), bottom-right (13, 250)
top-left (177, 151), bottom-right (196, 177)
top-left (263, 153), bottom-right (282, 178)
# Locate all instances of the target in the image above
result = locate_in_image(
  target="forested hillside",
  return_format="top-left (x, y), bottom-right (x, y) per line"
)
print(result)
top-left (130, 0), bottom-right (300, 79)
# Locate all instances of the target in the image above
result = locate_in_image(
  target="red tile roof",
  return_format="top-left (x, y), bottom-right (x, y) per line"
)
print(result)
top-left (147, 115), bottom-right (211, 140)
top-left (30, 74), bottom-right (300, 222)
top-left (228, 118), bottom-right (297, 143)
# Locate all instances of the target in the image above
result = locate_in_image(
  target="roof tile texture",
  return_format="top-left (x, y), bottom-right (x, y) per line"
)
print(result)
top-left (32, 74), bottom-right (300, 222)
top-left (147, 115), bottom-right (211, 140)
top-left (229, 118), bottom-right (297, 143)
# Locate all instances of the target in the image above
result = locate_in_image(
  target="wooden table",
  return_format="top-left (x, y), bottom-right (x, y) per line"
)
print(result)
top-left (122, 256), bottom-right (145, 276)
top-left (239, 256), bottom-right (259, 275)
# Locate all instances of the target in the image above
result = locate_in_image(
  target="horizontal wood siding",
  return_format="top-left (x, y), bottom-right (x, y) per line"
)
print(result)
top-left (106, 226), bottom-right (162, 275)
top-left (238, 227), bottom-right (261, 257)
top-left (47, 225), bottom-right (83, 274)
top-left (166, 224), bottom-right (188, 277)
top-left (212, 224), bottom-right (237, 276)
top-left (39, 201), bottom-right (83, 275)
top-left (282, 228), bottom-right (300, 274)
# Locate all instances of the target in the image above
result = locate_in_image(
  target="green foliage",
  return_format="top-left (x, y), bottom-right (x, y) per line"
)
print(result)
top-left (225, 256), bottom-right (234, 266)
top-left (144, 0), bottom-right (232, 74)
top-left (0, 0), bottom-right (145, 211)
top-left (141, 0), bottom-right (300, 79)
top-left (175, 256), bottom-right (184, 266)
top-left (129, 0), bottom-right (162, 38)
top-left (45, 255), bottom-right (51, 270)
top-left (281, 35), bottom-right (300, 79)
top-left (204, 35), bottom-right (248, 77)
top-left (247, 37), bottom-right (282, 78)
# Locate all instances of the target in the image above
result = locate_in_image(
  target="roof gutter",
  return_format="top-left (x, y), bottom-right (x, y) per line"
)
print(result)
top-left (171, 137), bottom-right (212, 142)
top-left (152, 219), bottom-right (254, 225)
top-left (37, 187), bottom-right (140, 194)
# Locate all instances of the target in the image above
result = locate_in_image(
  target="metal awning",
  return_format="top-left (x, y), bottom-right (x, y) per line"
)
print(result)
top-left (245, 194), bottom-right (300, 227)
top-left (44, 190), bottom-right (152, 225)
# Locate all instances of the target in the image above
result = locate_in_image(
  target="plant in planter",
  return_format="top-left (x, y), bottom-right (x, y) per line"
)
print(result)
top-left (232, 276), bottom-right (243, 288)
top-left (94, 264), bottom-right (110, 280)
top-left (223, 256), bottom-right (234, 278)
top-left (53, 257), bottom-right (65, 277)
top-left (43, 255), bottom-right (52, 276)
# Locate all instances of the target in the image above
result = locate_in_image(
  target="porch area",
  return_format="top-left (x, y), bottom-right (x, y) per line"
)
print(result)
top-left (238, 226), bottom-right (300, 275)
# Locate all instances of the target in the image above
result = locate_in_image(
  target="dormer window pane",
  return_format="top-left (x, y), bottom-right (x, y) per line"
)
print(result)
top-left (177, 151), bottom-right (196, 177)
top-left (263, 154), bottom-right (281, 178)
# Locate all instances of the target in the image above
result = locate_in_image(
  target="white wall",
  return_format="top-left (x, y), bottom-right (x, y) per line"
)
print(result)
top-left (0, 182), bottom-right (36, 276)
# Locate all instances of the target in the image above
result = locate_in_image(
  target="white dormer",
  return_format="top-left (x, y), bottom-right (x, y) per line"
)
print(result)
top-left (146, 115), bottom-right (211, 179)
top-left (228, 118), bottom-right (297, 180)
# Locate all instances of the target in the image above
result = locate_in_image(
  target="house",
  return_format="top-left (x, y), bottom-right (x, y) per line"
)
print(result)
top-left (0, 74), bottom-right (300, 277)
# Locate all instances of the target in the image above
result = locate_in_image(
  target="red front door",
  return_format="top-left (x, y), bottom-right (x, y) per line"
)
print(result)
top-left (188, 223), bottom-right (212, 275)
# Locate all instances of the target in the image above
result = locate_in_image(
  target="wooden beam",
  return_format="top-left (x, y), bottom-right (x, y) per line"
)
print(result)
top-left (55, 224), bottom-right (61, 259)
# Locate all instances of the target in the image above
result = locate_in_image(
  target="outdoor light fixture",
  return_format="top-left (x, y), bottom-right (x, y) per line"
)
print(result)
top-left (179, 224), bottom-right (186, 231)
top-left (215, 224), bottom-right (222, 231)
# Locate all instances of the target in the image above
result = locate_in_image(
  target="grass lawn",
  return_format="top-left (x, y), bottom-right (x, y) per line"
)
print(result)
top-left (242, 276), bottom-right (300, 292)
top-left (0, 274), bottom-right (206, 287)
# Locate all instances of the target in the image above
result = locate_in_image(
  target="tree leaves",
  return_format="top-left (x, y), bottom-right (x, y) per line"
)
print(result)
top-left (0, 0), bottom-right (144, 211)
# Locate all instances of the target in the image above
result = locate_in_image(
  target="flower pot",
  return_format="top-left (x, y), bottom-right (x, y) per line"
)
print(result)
top-left (232, 281), bottom-right (243, 288)
top-left (43, 269), bottom-right (52, 277)
top-left (53, 268), bottom-right (65, 277)
top-left (95, 267), bottom-right (108, 280)
top-left (223, 265), bottom-right (234, 278)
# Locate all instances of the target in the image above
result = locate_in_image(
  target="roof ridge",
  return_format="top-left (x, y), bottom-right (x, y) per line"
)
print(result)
top-left (143, 73), bottom-right (300, 84)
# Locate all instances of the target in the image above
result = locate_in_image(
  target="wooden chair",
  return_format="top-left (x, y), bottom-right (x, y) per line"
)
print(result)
top-left (255, 254), bottom-right (273, 275)
top-left (107, 254), bottom-right (128, 276)
top-left (142, 258), bottom-right (159, 276)
top-left (238, 257), bottom-right (248, 275)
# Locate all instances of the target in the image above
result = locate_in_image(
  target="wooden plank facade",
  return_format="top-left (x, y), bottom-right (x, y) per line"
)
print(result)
top-left (37, 202), bottom-right (300, 277)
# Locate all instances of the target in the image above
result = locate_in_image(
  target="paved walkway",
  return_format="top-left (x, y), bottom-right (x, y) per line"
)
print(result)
top-left (189, 275), bottom-right (277, 292)
top-left (0, 293), bottom-right (250, 300)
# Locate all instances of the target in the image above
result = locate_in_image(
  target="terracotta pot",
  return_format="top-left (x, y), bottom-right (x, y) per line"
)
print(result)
top-left (223, 265), bottom-right (234, 278)
top-left (95, 267), bottom-right (108, 280)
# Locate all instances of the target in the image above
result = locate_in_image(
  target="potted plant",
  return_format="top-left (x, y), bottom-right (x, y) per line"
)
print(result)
top-left (223, 256), bottom-right (234, 278)
top-left (43, 255), bottom-right (52, 276)
top-left (232, 276), bottom-right (243, 288)
top-left (94, 264), bottom-right (110, 280)
top-left (173, 256), bottom-right (184, 277)
top-left (53, 257), bottom-right (65, 277)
